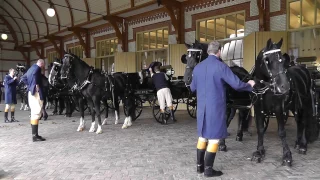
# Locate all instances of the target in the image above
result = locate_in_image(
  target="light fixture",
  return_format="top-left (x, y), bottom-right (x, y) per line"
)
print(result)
top-left (1, 33), bottom-right (8, 40)
top-left (46, 2), bottom-right (55, 17)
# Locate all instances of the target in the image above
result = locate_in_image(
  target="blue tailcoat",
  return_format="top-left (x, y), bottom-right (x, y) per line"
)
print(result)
top-left (190, 55), bottom-right (253, 139)
top-left (20, 64), bottom-right (43, 100)
top-left (4, 75), bottom-right (18, 104)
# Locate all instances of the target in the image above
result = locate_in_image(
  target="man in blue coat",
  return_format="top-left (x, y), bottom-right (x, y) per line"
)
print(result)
top-left (3, 69), bottom-right (19, 123)
top-left (21, 59), bottom-right (46, 142)
top-left (190, 41), bottom-right (255, 177)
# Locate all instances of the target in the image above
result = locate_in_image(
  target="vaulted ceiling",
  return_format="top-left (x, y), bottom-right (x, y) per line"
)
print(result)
top-left (0, 0), bottom-right (187, 47)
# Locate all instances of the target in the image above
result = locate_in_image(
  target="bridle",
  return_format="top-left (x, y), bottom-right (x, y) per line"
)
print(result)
top-left (260, 48), bottom-right (288, 95)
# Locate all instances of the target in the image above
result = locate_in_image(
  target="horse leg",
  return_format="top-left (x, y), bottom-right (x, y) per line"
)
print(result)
top-left (276, 109), bottom-right (292, 166)
top-left (218, 139), bottom-right (227, 152)
top-left (114, 95), bottom-right (120, 125)
top-left (252, 110), bottom-right (266, 163)
top-left (59, 98), bottom-right (64, 115)
top-left (42, 98), bottom-right (48, 120)
top-left (294, 110), bottom-right (307, 154)
top-left (77, 97), bottom-right (86, 132)
top-left (122, 97), bottom-right (133, 129)
top-left (236, 109), bottom-right (245, 141)
top-left (20, 95), bottom-right (24, 110)
top-left (102, 100), bottom-right (109, 125)
top-left (24, 96), bottom-right (29, 111)
top-left (52, 98), bottom-right (58, 115)
top-left (93, 97), bottom-right (103, 134)
top-left (88, 99), bottom-right (96, 133)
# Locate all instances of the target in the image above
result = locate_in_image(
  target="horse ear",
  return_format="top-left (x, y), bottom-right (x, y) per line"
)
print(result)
top-left (185, 42), bottom-right (191, 49)
top-left (277, 38), bottom-right (283, 49)
top-left (266, 38), bottom-right (273, 50)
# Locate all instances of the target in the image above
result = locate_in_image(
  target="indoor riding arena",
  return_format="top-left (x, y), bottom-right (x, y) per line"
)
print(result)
top-left (1, 0), bottom-right (320, 179)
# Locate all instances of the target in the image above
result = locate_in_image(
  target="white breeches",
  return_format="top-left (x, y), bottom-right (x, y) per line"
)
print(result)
top-left (28, 91), bottom-right (43, 120)
top-left (157, 88), bottom-right (173, 110)
top-left (5, 104), bottom-right (15, 111)
top-left (198, 137), bottom-right (219, 144)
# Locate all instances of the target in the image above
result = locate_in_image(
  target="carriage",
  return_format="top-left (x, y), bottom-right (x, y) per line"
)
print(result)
top-left (121, 64), bottom-right (197, 123)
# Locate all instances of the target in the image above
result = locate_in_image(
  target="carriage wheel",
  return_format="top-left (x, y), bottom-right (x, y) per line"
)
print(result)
top-left (152, 97), bottom-right (170, 124)
top-left (124, 96), bottom-right (143, 121)
top-left (187, 95), bottom-right (197, 119)
top-left (263, 117), bottom-right (270, 133)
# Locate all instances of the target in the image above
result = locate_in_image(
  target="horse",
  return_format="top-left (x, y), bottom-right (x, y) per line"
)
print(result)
top-left (181, 40), bottom-right (253, 151)
top-left (15, 64), bottom-right (29, 111)
top-left (59, 53), bottom-right (138, 133)
top-left (250, 38), bottom-right (319, 166)
top-left (48, 61), bottom-right (77, 117)
top-left (49, 60), bottom-right (88, 126)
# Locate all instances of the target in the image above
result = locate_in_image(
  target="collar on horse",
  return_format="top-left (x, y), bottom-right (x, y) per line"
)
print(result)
top-left (78, 67), bottom-right (94, 90)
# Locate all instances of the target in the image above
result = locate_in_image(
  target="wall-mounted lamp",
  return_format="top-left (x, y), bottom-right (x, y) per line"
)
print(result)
top-left (46, 2), bottom-right (55, 17)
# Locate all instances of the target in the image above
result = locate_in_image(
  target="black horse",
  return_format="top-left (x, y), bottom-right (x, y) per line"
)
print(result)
top-left (48, 61), bottom-right (78, 117)
top-left (16, 64), bottom-right (29, 111)
top-left (182, 40), bottom-right (252, 151)
top-left (49, 60), bottom-right (88, 130)
top-left (59, 53), bottom-right (138, 133)
top-left (251, 38), bottom-right (319, 166)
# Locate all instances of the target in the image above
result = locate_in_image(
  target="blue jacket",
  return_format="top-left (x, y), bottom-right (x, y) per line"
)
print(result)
top-left (190, 55), bottom-right (253, 139)
top-left (4, 75), bottom-right (18, 104)
top-left (20, 64), bottom-right (43, 100)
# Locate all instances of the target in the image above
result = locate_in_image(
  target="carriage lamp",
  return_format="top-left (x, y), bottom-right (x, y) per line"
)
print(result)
top-left (1, 33), bottom-right (8, 40)
top-left (317, 64), bottom-right (320, 72)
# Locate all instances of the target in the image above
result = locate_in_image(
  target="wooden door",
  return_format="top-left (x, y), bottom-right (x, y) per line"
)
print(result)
top-left (168, 44), bottom-right (187, 78)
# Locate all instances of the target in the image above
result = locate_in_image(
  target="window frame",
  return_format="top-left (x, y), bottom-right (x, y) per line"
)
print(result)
top-left (136, 27), bottom-right (169, 52)
top-left (287, 0), bottom-right (320, 31)
top-left (196, 11), bottom-right (245, 43)
top-left (96, 38), bottom-right (118, 58)
top-left (67, 45), bottom-right (84, 58)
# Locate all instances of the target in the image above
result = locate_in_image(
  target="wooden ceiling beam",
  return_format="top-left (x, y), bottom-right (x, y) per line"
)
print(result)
top-left (28, 42), bottom-right (44, 59)
top-left (65, 0), bottom-right (74, 26)
top-left (18, 0), bottom-right (40, 39)
top-left (84, 0), bottom-right (90, 21)
top-left (0, 7), bottom-right (25, 45)
top-left (32, 0), bottom-right (49, 36)
top-left (106, 0), bottom-right (110, 15)
top-left (4, 0), bottom-right (32, 42)
top-left (0, 15), bottom-right (18, 47)
top-left (67, 27), bottom-right (90, 58)
top-left (131, 0), bottom-right (134, 8)
top-left (45, 35), bottom-right (64, 58)
top-left (156, 0), bottom-right (184, 43)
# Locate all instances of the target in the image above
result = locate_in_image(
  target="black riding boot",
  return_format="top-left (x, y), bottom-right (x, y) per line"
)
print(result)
top-left (4, 112), bottom-right (10, 123)
top-left (197, 149), bottom-right (206, 173)
top-left (11, 111), bottom-right (19, 122)
top-left (31, 124), bottom-right (46, 142)
top-left (170, 110), bottom-right (177, 122)
top-left (204, 152), bottom-right (223, 177)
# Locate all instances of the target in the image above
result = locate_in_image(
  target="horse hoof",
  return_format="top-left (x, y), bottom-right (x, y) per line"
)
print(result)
top-left (236, 136), bottom-right (243, 141)
top-left (115, 121), bottom-right (118, 125)
top-left (298, 148), bottom-right (307, 155)
top-left (122, 125), bottom-right (128, 129)
top-left (219, 145), bottom-right (227, 152)
top-left (89, 128), bottom-right (95, 133)
top-left (96, 130), bottom-right (102, 134)
top-left (282, 160), bottom-right (292, 167)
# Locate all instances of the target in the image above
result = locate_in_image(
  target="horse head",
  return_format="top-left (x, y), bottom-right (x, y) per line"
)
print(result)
top-left (256, 38), bottom-right (290, 95)
top-left (60, 53), bottom-right (75, 79)
top-left (48, 60), bottom-right (62, 86)
top-left (181, 40), bottom-right (209, 85)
